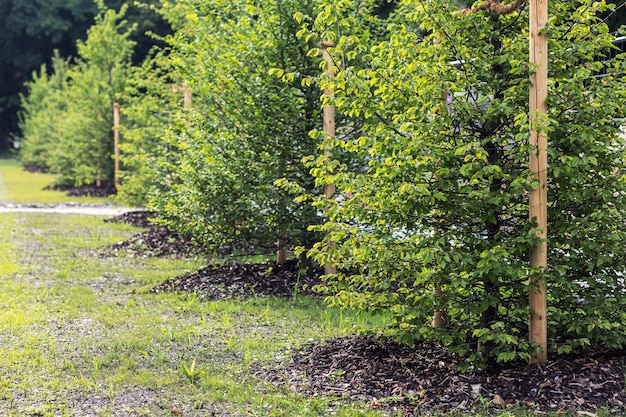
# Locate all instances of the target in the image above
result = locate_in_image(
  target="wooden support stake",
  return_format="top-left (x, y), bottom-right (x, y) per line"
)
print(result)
top-left (276, 238), bottom-right (288, 264)
top-left (113, 102), bottom-right (120, 190)
top-left (321, 41), bottom-right (337, 276)
top-left (432, 287), bottom-right (446, 328)
top-left (529, 0), bottom-right (548, 364)
top-left (184, 87), bottom-right (192, 108)
top-left (171, 83), bottom-right (192, 108)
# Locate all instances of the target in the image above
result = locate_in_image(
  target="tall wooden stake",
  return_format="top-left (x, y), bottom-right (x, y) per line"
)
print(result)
top-left (529, 0), bottom-right (548, 364)
top-left (113, 102), bottom-right (120, 190)
top-left (276, 238), bottom-right (288, 264)
top-left (321, 41), bottom-right (336, 275)
top-left (171, 83), bottom-right (192, 108)
top-left (183, 86), bottom-right (192, 109)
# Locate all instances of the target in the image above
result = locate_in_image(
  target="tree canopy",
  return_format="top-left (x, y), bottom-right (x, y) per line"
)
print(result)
top-left (303, 0), bottom-right (626, 367)
top-left (19, 5), bottom-right (135, 187)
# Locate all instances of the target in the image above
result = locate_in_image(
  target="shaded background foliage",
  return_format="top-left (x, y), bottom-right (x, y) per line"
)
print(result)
top-left (0, 0), bottom-right (171, 153)
top-left (18, 5), bottom-right (136, 188)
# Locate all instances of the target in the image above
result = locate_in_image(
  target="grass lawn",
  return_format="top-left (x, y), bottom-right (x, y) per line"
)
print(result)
top-left (0, 158), bottom-right (114, 205)
top-left (0, 160), bottom-right (622, 417)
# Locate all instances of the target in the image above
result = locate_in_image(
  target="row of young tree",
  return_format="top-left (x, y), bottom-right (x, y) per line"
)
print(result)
top-left (18, 0), bottom-right (626, 368)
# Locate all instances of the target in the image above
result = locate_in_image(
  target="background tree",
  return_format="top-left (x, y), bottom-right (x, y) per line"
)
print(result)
top-left (18, 52), bottom-right (70, 171)
top-left (603, 0), bottom-right (626, 33)
top-left (304, 0), bottom-right (626, 368)
top-left (52, 5), bottom-right (135, 187)
top-left (18, 5), bottom-right (136, 188)
top-left (0, 0), bottom-right (94, 152)
top-left (0, 0), bottom-right (170, 153)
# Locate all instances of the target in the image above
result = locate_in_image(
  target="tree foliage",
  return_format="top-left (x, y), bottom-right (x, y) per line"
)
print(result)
top-left (302, 0), bottom-right (626, 367)
top-left (18, 53), bottom-right (70, 170)
top-left (1, 0), bottom-right (170, 152)
top-left (121, 0), bottom-right (371, 255)
top-left (18, 5), bottom-right (135, 187)
top-left (115, 47), bottom-right (179, 205)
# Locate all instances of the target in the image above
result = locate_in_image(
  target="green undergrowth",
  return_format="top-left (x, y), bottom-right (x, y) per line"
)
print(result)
top-left (0, 158), bottom-right (112, 204)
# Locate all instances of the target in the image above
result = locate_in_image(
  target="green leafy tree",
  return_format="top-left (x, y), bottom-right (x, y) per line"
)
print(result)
top-left (303, 0), bottom-right (626, 368)
top-left (0, 0), bottom-right (96, 151)
top-left (127, 0), bottom-right (386, 257)
top-left (115, 43), bottom-right (184, 206)
top-left (1, 0), bottom-right (170, 153)
top-left (18, 52), bottom-right (70, 170)
top-left (41, 5), bottom-right (135, 187)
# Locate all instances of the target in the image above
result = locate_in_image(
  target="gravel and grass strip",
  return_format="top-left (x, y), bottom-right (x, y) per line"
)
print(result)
top-left (0, 212), bottom-right (386, 416)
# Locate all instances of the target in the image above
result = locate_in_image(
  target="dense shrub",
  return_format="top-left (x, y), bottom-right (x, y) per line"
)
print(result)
top-left (303, 0), bottom-right (626, 368)
top-left (123, 0), bottom-right (349, 255)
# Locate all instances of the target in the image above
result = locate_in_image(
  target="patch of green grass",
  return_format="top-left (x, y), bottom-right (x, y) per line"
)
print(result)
top-left (0, 159), bottom-right (113, 204)
top-left (0, 211), bottom-right (389, 416)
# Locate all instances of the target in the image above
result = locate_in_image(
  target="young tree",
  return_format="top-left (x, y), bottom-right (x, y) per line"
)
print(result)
top-left (130, 0), bottom-right (388, 258)
top-left (304, 0), bottom-right (626, 368)
top-left (39, 5), bottom-right (135, 188)
top-left (18, 52), bottom-right (70, 171)
top-left (115, 47), bottom-right (180, 206)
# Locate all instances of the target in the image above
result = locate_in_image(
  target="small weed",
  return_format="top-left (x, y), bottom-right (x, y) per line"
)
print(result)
top-left (179, 359), bottom-right (204, 385)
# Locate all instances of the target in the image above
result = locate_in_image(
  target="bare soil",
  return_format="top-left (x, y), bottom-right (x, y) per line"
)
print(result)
top-left (106, 211), bottom-right (626, 416)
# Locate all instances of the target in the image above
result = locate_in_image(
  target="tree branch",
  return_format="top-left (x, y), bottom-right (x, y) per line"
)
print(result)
top-left (462, 0), bottom-right (527, 15)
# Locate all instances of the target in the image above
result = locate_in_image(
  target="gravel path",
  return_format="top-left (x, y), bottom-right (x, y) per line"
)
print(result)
top-left (0, 203), bottom-right (136, 216)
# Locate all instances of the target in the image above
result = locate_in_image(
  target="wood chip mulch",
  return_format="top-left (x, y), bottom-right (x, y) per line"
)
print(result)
top-left (45, 183), bottom-right (117, 198)
top-left (149, 259), bottom-right (323, 300)
top-left (104, 211), bottom-right (203, 257)
top-left (105, 210), bottom-right (156, 228)
top-left (263, 335), bottom-right (626, 415)
top-left (104, 211), bottom-right (271, 258)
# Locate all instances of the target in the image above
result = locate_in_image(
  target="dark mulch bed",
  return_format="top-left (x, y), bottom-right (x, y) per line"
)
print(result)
top-left (150, 259), bottom-right (323, 300)
top-left (107, 212), bottom-right (322, 298)
top-left (23, 165), bottom-right (50, 173)
top-left (107, 228), bottom-right (203, 257)
top-left (105, 210), bottom-right (203, 257)
top-left (264, 335), bottom-right (626, 415)
top-left (45, 183), bottom-right (117, 198)
top-left (105, 210), bottom-right (155, 228)
top-left (105, 211), bottom-right (271, 258)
